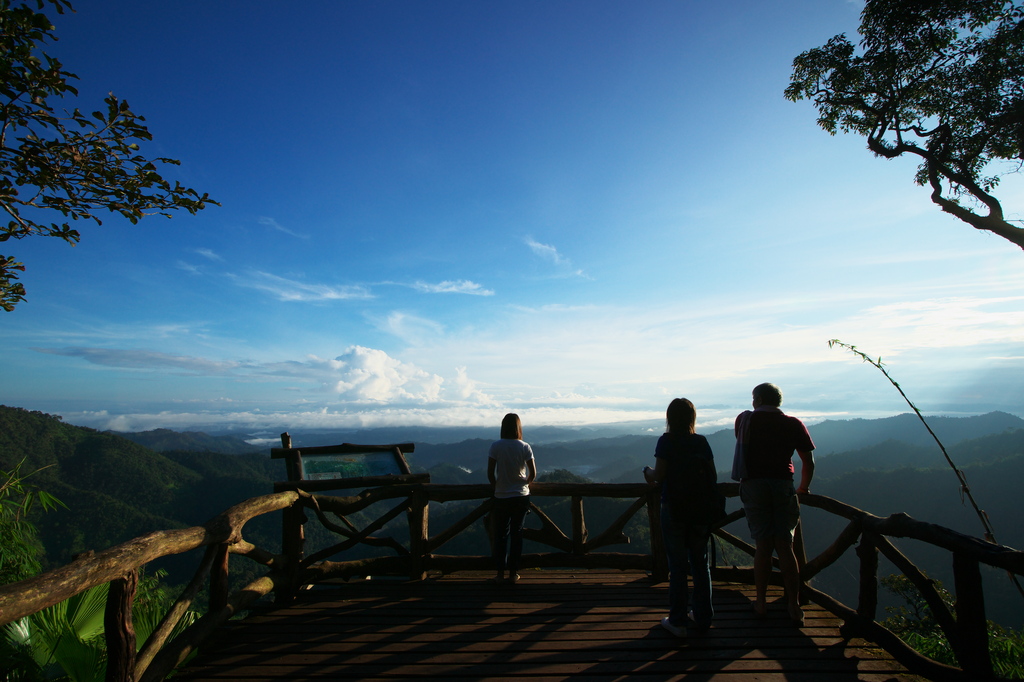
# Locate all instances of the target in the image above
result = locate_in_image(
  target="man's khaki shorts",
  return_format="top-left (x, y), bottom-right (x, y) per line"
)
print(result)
top-left (740, 478), bottom-right (799, 541)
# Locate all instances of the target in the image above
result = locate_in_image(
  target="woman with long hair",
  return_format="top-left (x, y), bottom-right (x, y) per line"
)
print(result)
top-left (644, 398), bottom-right (717, 636)
top-left (487, 412), bottom-right (536, 584)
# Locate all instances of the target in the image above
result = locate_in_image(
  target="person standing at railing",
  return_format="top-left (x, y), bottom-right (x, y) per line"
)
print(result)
top-left (644, 397), bottom-right (720, 637)
top-left (487, 412), bottom-right (537, 585)
top-left (732, 382), bottom-right (815, 625)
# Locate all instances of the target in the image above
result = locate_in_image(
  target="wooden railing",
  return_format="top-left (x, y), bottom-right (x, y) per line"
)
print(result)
top-left (0, 490), bottom-right (299, 681)
top-left (766, 490), bottom-right (1024, 682)
top-left (1, 476), bottom-right (1022, 682)
top-left (274, 478), bottom-right (666, 588)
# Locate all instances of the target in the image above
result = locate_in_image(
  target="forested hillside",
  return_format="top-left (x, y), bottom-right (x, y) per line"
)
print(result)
top-left (112, 428), bottom-right (262, 455)
top-left (0, 406), bottom-right (284, 584)
top-left (810, 449), bottom-right (1024, 629)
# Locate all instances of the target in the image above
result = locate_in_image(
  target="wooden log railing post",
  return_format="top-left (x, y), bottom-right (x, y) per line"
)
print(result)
top-left (952, 551), bottom-right (993, 679)
top-left (408, 489), bottom-right (429, 580)
top-left (279, 432), bottom-right (300, 481)
top-left (873, 534), bottom-right (959, 640)
top-left (279, 502), bottom-right (306, 605)
top-left (135, 544), bottom-right (220, 681)
top-left (105, 569), bottom-right (138, 682)
top-left (647, 488), bottom-right (668, 582)
top-left (210, 543), bottom-right (230, 611)
top-left (793, 517), bottom-right (808, 570)
top-left (856, 532), bottom-right (879, 621)
top-left (140, 573), bottom-right (288, 682)
top-left (394, 445), bottom-right (412, 475)
top-left (277, 431), bottom-right (304, 604)
top-left (793, 517), bottom-right (809, 605)
top-left (571, 495), bottom-right (587, 555)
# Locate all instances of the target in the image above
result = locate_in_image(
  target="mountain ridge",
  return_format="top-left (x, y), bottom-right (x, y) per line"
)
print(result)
top-left (107, 411), bottom-right (1024, 464)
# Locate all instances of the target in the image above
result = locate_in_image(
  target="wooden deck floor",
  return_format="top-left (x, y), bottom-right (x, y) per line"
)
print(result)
top-left (179, 570), bottom-right (925, 681)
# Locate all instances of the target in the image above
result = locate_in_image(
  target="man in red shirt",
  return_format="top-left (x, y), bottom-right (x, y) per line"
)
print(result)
top-left (732, 383), bottom-right (815, 624)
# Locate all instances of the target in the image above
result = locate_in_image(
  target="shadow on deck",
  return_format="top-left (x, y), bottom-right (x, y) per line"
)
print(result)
top-left (178, 570), bottom-right (923, 681)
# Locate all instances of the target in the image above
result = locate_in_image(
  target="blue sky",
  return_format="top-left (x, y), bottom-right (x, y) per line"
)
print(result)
top-left (3, 0), bottom-right (1024, 435)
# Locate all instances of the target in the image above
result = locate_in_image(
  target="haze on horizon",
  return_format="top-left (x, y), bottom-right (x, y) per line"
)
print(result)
top-left (3, 1), bottom-right (1023, 435)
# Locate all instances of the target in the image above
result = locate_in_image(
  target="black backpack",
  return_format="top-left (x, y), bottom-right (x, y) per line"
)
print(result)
top-left (668, 438), bottom-right (727, 527)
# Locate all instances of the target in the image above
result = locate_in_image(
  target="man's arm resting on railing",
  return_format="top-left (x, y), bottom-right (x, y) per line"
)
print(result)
top-left (796, 450), bottom-right (814, 495)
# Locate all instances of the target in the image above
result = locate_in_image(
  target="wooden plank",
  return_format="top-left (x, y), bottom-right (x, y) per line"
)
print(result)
top-left (174, 676), bottom-right (916, 682)
top-left (176, 671), bottom-right (921, 675)
top-left (207, 640), bottom-right (908, 660)
top-left (234, 635), bottom-right (851, 651)
top-left (177, 571), bottom-right (922, 682)
top-left (270, 442), bottom-right (415, 459)
top-left (180, 661), bottom-right (915, 679)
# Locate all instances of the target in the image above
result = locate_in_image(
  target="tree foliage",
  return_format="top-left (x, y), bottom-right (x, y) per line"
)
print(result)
top-left (881, 574), bottom-right (1024, 677)
top-left (0, 568), bottom-right (200, 681)
top-left (0, 0), bottom-right (216, 311)
top-left (0, 458), bottom-right (65, 585)
top-left (2, 581), bottom-right (108, 681)
top-left (786, 0), bottom-right (1024, 249)
top-left (535, 468), bottom-right (592, 484)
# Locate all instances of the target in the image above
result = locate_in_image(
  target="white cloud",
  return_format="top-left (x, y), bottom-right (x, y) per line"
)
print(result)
top-left (229, 271), bottom-right (372, 302)
top-left (525, 237), bottom-right (587, 278)
top-left (65, 404), bottom-right (664, 433)
top-left (526, 391), bottom-right (646, 406)
top-left (451, 366), bottom-right (497, 404)
top-left (194, 248), bottom-right (223, 261)
top-left (526, 237), bottom-right (568, 265)
top-left (258, 216), bottom-right (307, 239)
top-left (831, 296), bottom-right (1024, 356)
top-left (30, 345), bottom-right (452, 403)
top-left (34, 347), bottom-right (242, 374)
top-left (176, 250), bottom-right (222, 274)
top-left (413, 280), bottom-right (495, 296)
top-left (325, 346), bottom-right (444, 403)
top-left (377, 311), bottom-right (445, 344)
top-left (7, 322), bottom-right (207, 346)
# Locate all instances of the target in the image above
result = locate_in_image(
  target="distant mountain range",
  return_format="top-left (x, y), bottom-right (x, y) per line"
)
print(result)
top-left (796, 410), bottom-right (1024, 455)
top-left (110, 428), bottom-right (263, 455)
top-left (109, 410), bottom-right (1024, 478)
top-left (141, 422), bottom-right (667, 450)
top-left (704, 409), bottom-right (1024, 464)
top-left (404, 411), bottom-right (1024, 485)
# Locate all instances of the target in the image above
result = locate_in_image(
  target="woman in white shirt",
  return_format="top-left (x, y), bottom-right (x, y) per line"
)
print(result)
top-left (487, 413), bottom-right (536, 584)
